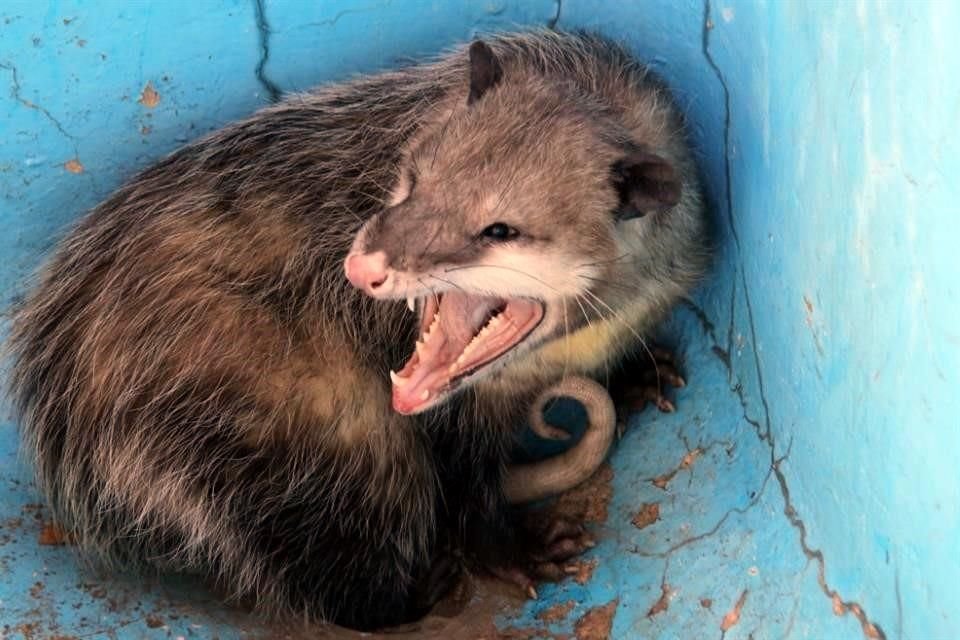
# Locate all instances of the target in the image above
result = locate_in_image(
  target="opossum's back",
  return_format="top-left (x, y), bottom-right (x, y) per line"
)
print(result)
top-left (3, 63), bottom-right (449, 535)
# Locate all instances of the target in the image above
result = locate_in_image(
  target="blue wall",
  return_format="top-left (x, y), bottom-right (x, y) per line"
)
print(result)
top-left (2, 1), bottom-right (957, 638)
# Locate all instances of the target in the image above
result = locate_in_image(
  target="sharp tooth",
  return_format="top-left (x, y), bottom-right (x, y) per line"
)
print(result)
top-left (390, 370), bottom-right (408, 387)
top-left (407, 296), bottom-right (416, 312)
top-left (419, 389), bottom-right (430, 401)
top-left (415, 340), bottom-right (426, 357)
top-left (423, 314), bottom-right (439, 339)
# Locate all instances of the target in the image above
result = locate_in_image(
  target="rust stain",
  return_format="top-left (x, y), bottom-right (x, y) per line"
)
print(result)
top-left (720, 589), bottom-right (748, 632)
top-left (574, 599), bottom-right (618, 640)
top-left (631, 502), bottom-right (660, 530)
top-left (651, 448), bottom-right (702, 490)
top-left (651, 471), bottom-right (673, 490)
top-left (646, 583), bottom-right (671, 618)
top-left (832, 593), bottom-right (846, 615)
top-left (64, 158), bottom-right (84, 174)
top-left (700, 598), bottom-right (713, 609)
top-left (138, 82), bottom-right (161, 108)
top-left (831, 596), bottom-right (883, 639)
top-left (803, 295), bottom-right (814, 314)
top-left (680, 448), bottom-right (702, 469)
top-left (38, 522), bottom-right (71, 545)
top-left (538, 601), bottom-right (575, 624)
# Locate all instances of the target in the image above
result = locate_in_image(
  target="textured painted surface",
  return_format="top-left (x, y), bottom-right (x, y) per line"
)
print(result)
top-left (1, 1), bottom-right (958, 639)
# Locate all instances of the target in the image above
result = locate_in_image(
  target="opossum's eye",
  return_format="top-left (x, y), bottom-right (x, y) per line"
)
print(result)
top-left (481, 222), bottom-right (518, 241)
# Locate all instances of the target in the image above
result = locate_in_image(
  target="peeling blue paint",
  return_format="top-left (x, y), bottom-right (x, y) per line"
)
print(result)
top-left (1, 1), bottom-right (958, 639)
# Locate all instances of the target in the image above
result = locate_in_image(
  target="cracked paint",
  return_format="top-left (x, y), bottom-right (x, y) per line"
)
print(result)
top-left (252, 0), bottom-right (282, 102)
top-left (719, 589), bottom-right (747, 634)
top-left (547, 0), bottom-right (563, 30)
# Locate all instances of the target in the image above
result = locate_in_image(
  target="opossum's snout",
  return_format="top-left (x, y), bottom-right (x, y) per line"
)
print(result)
top-left (345, 227), bottom-right (548, 415)
top-left (344, 250), bottom-right (392, 296)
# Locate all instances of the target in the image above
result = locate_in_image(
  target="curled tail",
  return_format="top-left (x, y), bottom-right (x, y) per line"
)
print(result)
top-left (503, 376), bottom-right (615, 504)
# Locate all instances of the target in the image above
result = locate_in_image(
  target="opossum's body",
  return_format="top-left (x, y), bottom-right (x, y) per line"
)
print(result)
top-left (6, 31), bottom-right (708, 630)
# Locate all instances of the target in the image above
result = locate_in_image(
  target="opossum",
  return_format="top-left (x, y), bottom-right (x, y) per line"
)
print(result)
top-left (5, 31), bottom-right (709, 630)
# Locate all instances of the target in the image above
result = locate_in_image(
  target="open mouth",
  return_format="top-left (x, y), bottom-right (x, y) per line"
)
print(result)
top-left (390, 293), bottom-right (545, 415)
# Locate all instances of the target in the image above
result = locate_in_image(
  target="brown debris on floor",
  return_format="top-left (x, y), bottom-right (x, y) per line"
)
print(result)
top-left (538, 601), bottom-right (576, 624)
top-left (631, 502), bottom-right (660, 530)
top-left (720, 589), bottom-right (748, 632)
top-left (144, 614), bottom-right (165, 628)
top-left (496, 627), bottom-right (570, 640)
top-left (64, 159), bottom-right (84, 174)
top-left (38, 522), bottom-right (72, 546)
top-left (550, 464), bottom-right (614, 524)
top-left (574, 599), bottom-right (618, 640)
top-left (700, 598), bottom-right (713, 609)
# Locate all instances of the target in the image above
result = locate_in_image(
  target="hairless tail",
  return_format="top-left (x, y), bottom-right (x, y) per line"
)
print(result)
top-left (503, 376), bottom-right (616, 504)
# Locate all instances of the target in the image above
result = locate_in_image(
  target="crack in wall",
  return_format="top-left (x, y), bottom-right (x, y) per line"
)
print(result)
top-left (0, 61), bottom-right (81, 160)
top-left (629, 466), bottom-right (772, 559)
top-left (304, 3), bottom-right (389, 29)
top-left (685, 293), bottom-right (887, 638)
top-left (547, 0), bottom-right (562, 30)
top-left (894, 569), bottom-right (903, 640)
top-left (700, 0), bottom-right (738, 250)
top-left (252, 0), bottom-right (282, 102)
top-left (697, 3), bottom-right (889, 636)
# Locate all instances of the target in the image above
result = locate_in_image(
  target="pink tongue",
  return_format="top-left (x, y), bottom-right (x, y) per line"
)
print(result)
top-left (439, 294), bottom-right (499, 344)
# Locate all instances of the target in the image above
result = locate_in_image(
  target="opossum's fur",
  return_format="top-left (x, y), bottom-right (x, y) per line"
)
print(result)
top-left (5, 30), bottom-right (709, 630)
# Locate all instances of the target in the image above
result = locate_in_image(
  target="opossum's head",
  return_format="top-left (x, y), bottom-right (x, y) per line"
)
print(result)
top-left (345, 40), bottom-right (695, 415)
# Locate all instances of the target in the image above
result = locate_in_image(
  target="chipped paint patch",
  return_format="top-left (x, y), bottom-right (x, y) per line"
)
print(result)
top-left (138, 82), bottom-right (160, 108)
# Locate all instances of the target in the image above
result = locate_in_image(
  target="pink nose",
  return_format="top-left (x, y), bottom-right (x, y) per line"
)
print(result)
top-left (344, 250), bottom-right (391, 294)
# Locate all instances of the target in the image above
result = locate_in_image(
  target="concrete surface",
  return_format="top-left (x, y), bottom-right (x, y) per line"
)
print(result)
top-left (1, 1), bottom-right (957, 639)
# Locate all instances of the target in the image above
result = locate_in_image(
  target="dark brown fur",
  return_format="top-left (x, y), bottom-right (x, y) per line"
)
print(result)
top-left (5, 31), bottom-right (709, 630)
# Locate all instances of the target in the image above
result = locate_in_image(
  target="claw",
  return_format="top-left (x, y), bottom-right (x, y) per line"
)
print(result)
top-left (527, 585), bottom-right (538, 599)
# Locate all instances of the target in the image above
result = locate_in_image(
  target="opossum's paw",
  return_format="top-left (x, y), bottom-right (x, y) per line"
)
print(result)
top-left (490, 516), bottom-right (596, 599)
top-left (613, 345), bottom-right (685, 423)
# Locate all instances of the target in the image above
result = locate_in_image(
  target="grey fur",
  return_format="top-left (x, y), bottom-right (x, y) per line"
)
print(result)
top-left (4, 30), bottom-right (709, 630)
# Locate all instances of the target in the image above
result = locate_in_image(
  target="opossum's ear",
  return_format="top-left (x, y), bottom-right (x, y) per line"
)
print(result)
top-left (611, 150), bottom-right (682, 221)
top-left (468, 40), bottom-right (503, 105)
